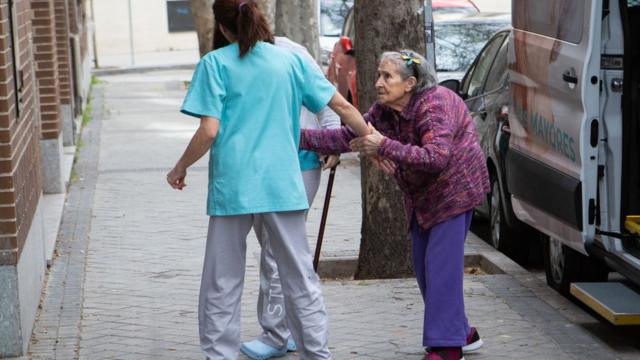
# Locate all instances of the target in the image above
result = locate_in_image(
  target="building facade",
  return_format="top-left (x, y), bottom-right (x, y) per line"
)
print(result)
top-left (92, 0), bottom-right (198, 67)
top-left (0, 0), bottom-right (92, 356)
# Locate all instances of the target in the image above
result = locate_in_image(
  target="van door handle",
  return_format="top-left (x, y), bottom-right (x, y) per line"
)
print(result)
top-left (562, 70), bottom-right (578, 85)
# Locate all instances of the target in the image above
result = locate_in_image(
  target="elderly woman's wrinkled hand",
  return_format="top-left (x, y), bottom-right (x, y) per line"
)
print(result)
top-left (350, 123), bottom-right (384, 156)
top-left (372, 156), bottom-right (397, 175)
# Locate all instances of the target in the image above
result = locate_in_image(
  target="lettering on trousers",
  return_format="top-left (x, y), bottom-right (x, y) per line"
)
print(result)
top-left (267, 272), bottom-right (284, 317)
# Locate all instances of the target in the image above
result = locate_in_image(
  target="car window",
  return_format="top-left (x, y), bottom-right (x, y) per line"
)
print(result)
top-left (320, 0), bottom-right (353, 37)
top-left (512, 0), bottom-right (583, 44)
top-left (461, 34), bottom-right (505, 98)
top-left (483, 36), bottom-right (508, 93)
top-left (342, 7), bottom-right (355, 39)
top-left (434, 20), bottom-right (509, 72)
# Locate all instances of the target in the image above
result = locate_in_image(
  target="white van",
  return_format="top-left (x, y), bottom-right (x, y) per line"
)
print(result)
top-left (507, 0), bottom-right (640, 324)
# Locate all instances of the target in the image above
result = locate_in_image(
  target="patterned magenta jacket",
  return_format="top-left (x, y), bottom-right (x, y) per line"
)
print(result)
top-left (301, 85), bottom-right (490, 231)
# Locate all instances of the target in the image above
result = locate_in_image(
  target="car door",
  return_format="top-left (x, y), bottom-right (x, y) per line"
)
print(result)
top-left (460, 32), bottom-right (507, 158)
top-left (481, 35), bottom-right (510, 168)
top-left (507, 0), bottom-right (602, 254)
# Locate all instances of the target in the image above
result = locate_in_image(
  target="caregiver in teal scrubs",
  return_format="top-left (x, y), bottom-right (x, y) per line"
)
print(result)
top-left (165, 0), bottom-right (369, 359)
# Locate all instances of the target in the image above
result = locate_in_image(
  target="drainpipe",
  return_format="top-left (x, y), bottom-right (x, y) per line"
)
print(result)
top-left (91, 0), bottom-right (99, 68)
top-left (128, 0), bottom-right (135, 66)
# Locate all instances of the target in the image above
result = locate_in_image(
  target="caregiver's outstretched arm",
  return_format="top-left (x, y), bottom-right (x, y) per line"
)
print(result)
top-left (328, 92), bottom-right (370, 137)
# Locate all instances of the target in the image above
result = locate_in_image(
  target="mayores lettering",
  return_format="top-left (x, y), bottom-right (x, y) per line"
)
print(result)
top-left (513, 106), bottom-right (577, 162)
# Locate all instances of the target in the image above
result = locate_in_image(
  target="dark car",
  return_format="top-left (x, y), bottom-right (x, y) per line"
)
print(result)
top-left (440, 29), bottom-right (536, 260)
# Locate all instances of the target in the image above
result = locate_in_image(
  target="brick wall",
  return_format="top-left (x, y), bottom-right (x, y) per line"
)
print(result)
top-left (54, 0), bottom-right (72, 106)
top-left (66, 0), bottom-right (75, 33)
top-left (0, 0), bottom-right (43, 266)
top-left (31, 0), bottom-right (60, 140)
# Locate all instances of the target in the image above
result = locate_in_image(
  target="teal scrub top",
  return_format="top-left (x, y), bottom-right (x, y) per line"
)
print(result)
top-left (181, 41), bottom-right (336, 216)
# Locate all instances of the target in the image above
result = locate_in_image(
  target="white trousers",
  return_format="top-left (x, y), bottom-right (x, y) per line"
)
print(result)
top-left (254, 169), bottom-right (321, 350)
top-left (199, 169), bottom-right (330, 360)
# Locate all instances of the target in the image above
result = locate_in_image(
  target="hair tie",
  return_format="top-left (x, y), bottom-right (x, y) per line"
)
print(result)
top-left (238, 0), bottom-right (249, 12)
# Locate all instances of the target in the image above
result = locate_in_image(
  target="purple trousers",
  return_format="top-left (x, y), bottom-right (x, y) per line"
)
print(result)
top-left (411, 210), bottom-right (472, 347)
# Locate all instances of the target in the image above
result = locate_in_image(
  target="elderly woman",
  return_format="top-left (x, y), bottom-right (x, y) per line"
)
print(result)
top-left (301, 50), bottom-right (489, 360)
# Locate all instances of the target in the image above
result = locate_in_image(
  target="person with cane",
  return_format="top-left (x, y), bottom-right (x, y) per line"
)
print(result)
top-left (166, 1), bottom-right (371, 358)
top-left (240, 35), bottom-right (340, 360)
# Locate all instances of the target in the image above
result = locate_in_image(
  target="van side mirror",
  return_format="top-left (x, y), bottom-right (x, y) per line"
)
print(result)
top-left (439, 79), bottom-right (461, 94)
top-left (340, 36), bottom-right (354, 55)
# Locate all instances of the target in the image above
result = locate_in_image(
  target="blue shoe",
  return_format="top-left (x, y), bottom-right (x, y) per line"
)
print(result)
top-left (240, 340), bottom-right (286, 360)
top-left (286, 338), bottom-right (297, 352)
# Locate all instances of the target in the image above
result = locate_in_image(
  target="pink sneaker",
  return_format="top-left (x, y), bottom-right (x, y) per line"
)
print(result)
top-left (425, 327), bottom-right (483, 354)
top-left (424, 347), bottom-right (464, 360)
top-left (462, 327), bottom-right (483, 352)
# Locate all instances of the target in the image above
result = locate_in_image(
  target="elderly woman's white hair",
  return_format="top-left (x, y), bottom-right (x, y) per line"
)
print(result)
top-left (380, 49), bottom-right (438, 92)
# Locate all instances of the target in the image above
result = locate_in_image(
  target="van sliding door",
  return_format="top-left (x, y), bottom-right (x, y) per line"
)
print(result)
top-left (507, 0), bottom-right (602, 254)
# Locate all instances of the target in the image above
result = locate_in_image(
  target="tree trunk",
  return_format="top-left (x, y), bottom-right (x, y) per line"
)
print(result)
top-left (354, 0), bottom-right (426, 279)
top-left (190, 0), bottom-right (214, 57)
top-left (275, 0), bottom-right (320, 63)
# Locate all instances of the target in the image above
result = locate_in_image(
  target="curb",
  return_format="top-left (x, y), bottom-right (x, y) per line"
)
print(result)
top-left (92, 63), bottom-right (196, 76)
top-left (318, 256), bottom-right (358, 279)
top-left (316, 233), bottom-right (530, 280)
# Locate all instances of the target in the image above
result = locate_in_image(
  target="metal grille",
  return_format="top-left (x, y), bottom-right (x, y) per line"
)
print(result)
top-left (630, 0), bottom-right (640, 7)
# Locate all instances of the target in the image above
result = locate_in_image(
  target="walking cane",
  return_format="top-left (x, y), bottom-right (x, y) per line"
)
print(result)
top-left (313, 162), bottom-right (339, 272)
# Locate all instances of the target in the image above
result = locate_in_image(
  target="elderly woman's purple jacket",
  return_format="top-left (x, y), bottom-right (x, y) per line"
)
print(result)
top-left (301, 85), bottom-right (490, 231)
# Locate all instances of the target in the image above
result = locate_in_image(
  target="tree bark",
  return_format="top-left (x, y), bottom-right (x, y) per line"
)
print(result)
top-left (275, 0), bottom-right (321, 63)
top-left (190, 0), bottom-right (214, 57)
top-left (354, 0), bottom-right (426, 279)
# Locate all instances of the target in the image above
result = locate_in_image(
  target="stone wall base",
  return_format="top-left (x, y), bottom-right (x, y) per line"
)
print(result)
top-left (61, 104), bottom-right (76, 146)
top-left (40, 134), bottom-right (65, 194)
top-left (0, 195), bottom-right (46, 357)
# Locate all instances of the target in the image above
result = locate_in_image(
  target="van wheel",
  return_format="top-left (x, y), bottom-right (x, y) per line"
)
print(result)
top-left (543, 235), bottom-right (608, 296)
top-left (489, 176), bottom-right (514, 253)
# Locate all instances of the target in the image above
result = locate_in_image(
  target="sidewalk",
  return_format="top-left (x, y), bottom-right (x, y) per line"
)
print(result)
top-left (26, 70), bottom-right (640, 360)
top-left (94, 49), bottom-right (199, 75)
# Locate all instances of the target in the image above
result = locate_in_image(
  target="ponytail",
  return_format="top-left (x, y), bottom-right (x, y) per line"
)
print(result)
top-left (213, 0), bottom-right (274, 57)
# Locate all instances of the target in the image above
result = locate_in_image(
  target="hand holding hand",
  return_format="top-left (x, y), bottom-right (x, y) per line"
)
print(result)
top-left (349, 123), bottom-right (384, 156)
top-left (372, 156), bottom-right (397, 175)
top-left (167, 165), bottom-right (187, 190)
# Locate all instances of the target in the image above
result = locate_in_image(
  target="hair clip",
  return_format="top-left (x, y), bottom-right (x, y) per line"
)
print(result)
top-left (400, 52), bottom-right (422, 66)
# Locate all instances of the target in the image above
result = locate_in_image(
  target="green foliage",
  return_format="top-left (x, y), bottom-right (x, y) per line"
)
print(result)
top-left (82, 101), bottom-right (93, 126)
top-left (91, 75), bottom-right (104, 86)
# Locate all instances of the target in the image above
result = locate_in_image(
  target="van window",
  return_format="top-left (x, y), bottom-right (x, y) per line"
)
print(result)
top-left (512, 0), bottom-right (584, 44)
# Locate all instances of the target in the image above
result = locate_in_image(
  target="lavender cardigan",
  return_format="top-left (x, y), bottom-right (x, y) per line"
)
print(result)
top-left (301, 86), bottom-right (490, 230)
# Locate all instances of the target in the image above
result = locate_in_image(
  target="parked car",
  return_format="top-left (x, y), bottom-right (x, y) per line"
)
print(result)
top-left (431, 0), bottom-right (480, 14)
top-left (327, 10), bottom-right (509, 110)
top-left (319, 0), bottom-right (479, 65)
top-left (319, 0), bottom-right (353, 65)
top-left (448, 0), bottom-right (640, 326)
